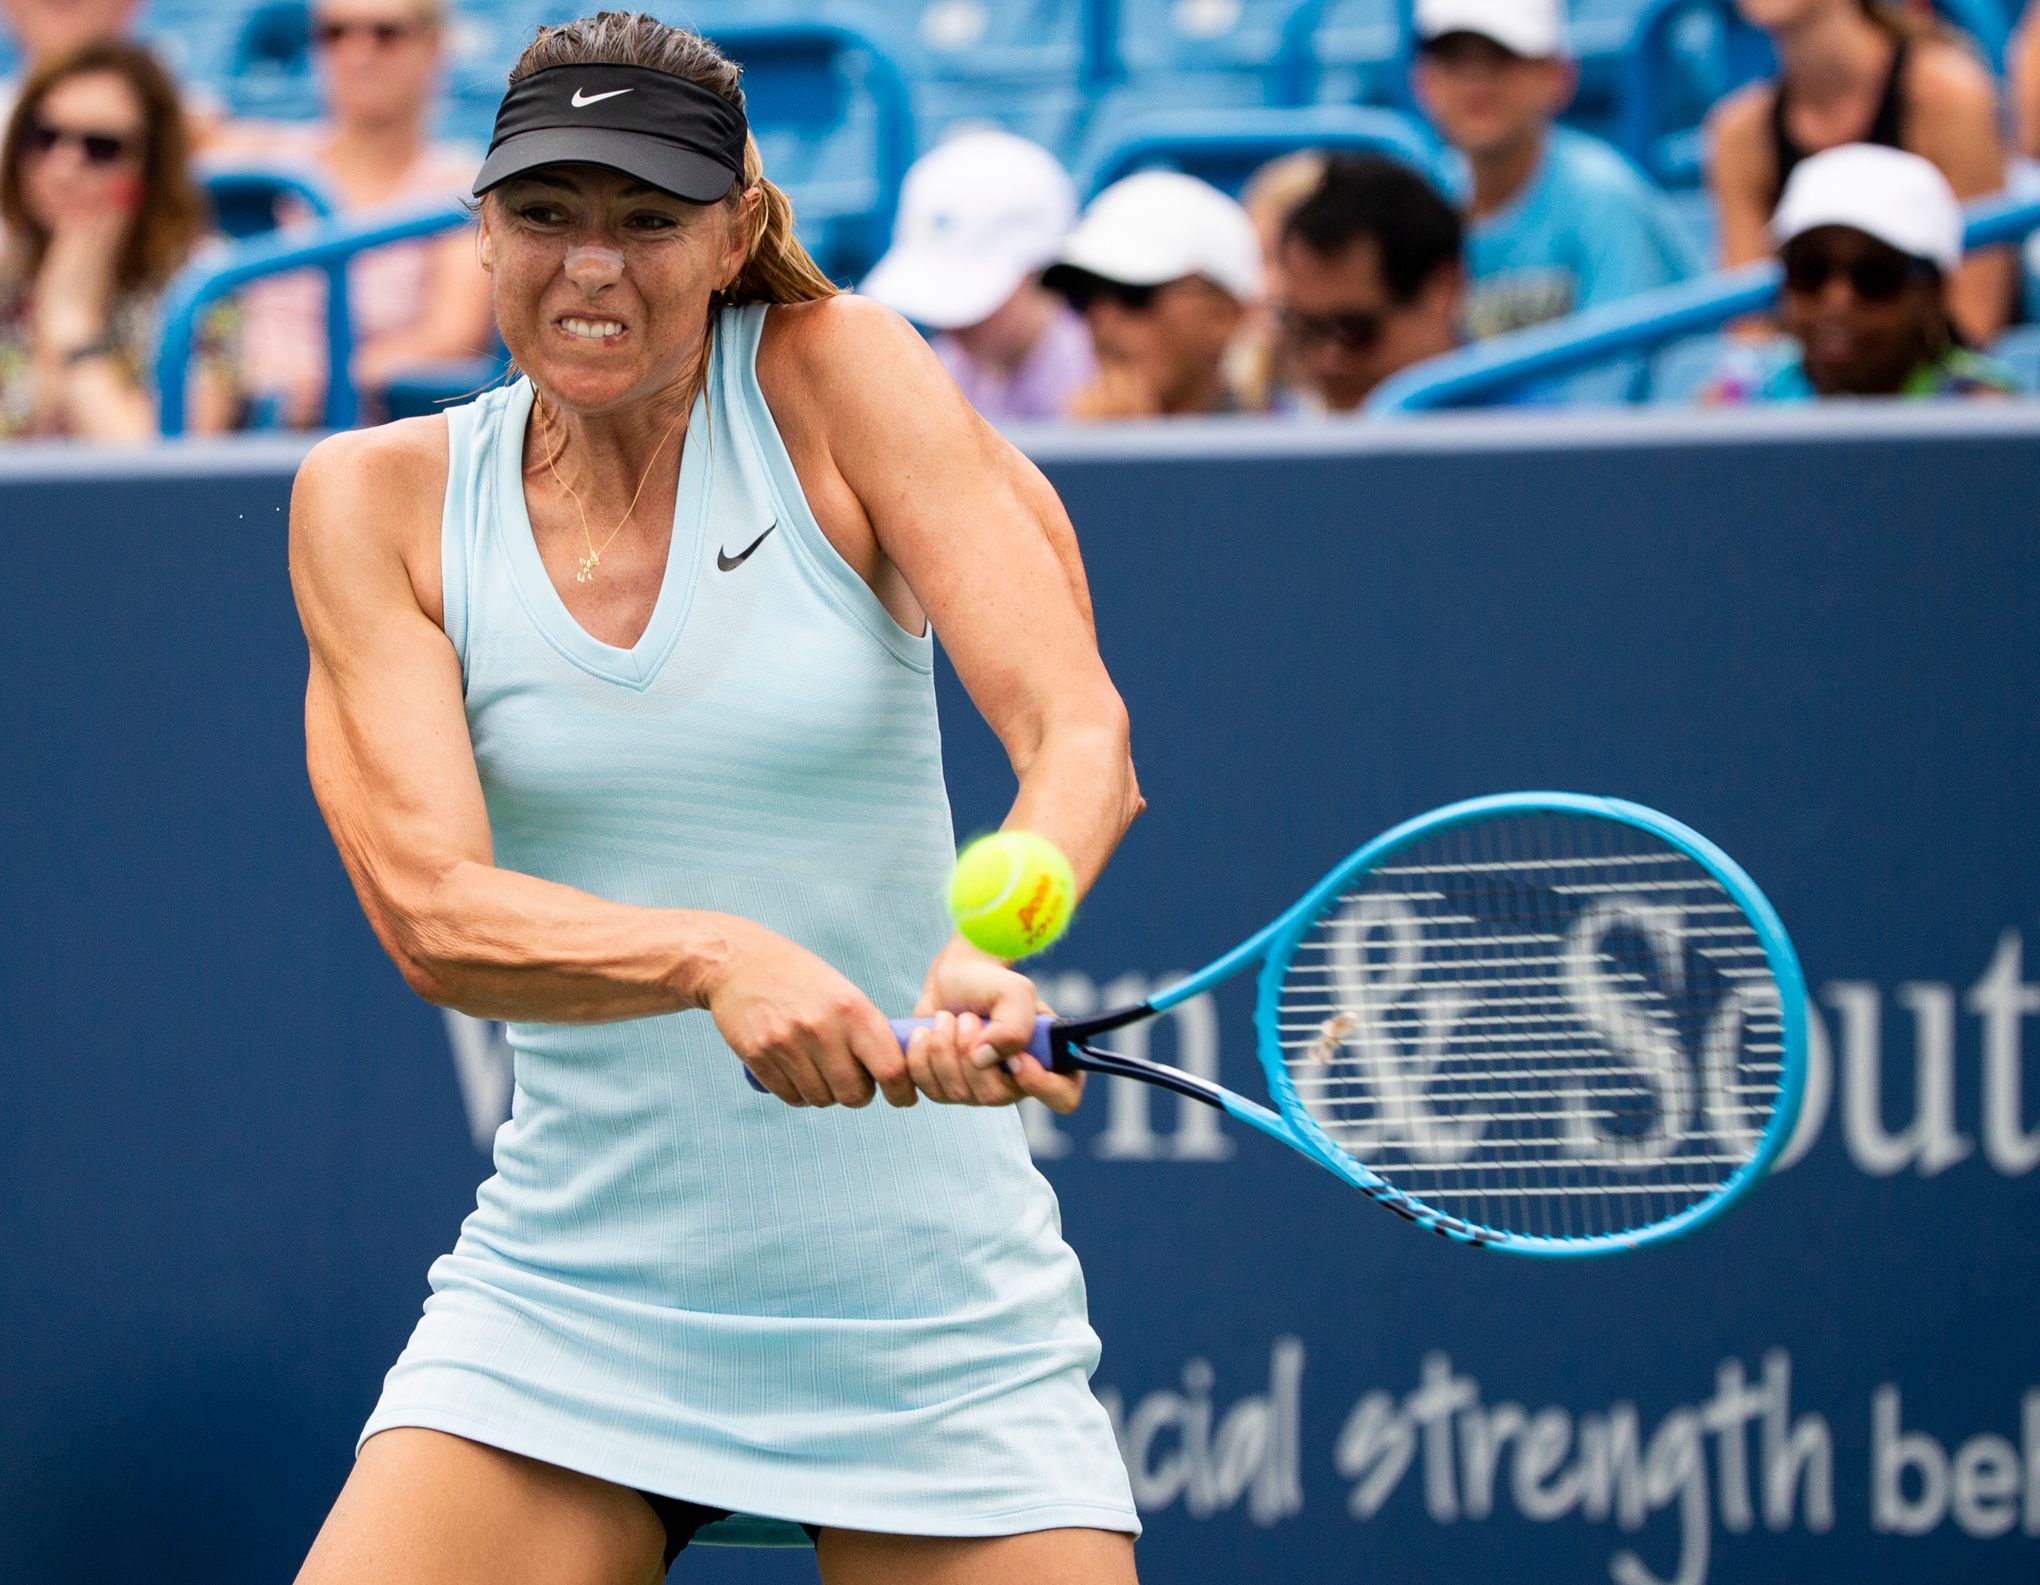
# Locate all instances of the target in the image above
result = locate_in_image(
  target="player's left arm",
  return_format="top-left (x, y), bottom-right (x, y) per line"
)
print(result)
top-left (761, 295), bottom-right (1143, 1109)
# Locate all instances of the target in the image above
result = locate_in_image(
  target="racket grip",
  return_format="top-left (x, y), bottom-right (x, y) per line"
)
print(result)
top-left (741, 1015), bottom-right (1058, 1093)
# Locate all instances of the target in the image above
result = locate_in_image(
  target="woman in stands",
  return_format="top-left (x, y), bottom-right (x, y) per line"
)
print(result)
top-left (1708, 0), bottom-right (2011, 343)
top-left (289, 12), bottom-right (1141, 1584)
top-left (0, 37), bottom-right (237, 438)
top-left (211, 0), bottom-right (491, 426)
top-left (1706, 143), bottom-right (2019, 400)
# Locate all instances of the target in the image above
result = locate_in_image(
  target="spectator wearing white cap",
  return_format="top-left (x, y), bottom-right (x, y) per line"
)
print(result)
top-left (1411, 0), bottom-right (1694, 401)
top-left (859, 129), bottom-right (1095, 423)
top-left (1707, 0), bottom-right (2009, 346)
top-left (1042, 169), bottom-right (1264, 419)
top-left (1705, 144), bottom-right (2017, 402)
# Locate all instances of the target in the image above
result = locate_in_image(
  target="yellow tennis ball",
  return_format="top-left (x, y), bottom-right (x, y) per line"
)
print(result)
top-left (947, 831), bottom-right (1076, 960)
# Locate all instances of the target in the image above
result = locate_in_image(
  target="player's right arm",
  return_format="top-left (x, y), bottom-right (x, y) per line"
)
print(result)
top-left (287, 424), bottom-right (909, 1108)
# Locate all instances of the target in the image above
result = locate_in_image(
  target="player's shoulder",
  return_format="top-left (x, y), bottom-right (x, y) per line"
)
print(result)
top-left (291, 416), bottom-right (450, 592)
top-left (295, 414), bottom-right (448, 520)
top-left (756, 293), bottom-right (965, 449)
top-left (758, 292), bottom-right (934, 391)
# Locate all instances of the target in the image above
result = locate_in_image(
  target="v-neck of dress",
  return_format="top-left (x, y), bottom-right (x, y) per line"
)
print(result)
top-left (498, 376), bottom-right (709, 691)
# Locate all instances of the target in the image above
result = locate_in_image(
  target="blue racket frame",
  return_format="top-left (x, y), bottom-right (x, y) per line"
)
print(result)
top-left (1109, 792), bottom-right (1807, 1255)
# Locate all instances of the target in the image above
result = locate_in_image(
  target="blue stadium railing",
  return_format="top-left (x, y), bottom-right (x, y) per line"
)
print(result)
top-left (1367, 191), bottom-right (2040, 415)
top-left (156, 202), bottom-right (473, 436)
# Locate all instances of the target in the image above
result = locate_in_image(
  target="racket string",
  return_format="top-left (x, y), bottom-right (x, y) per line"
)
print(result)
top-left (1275, 811), bottom-right (1788, 1242)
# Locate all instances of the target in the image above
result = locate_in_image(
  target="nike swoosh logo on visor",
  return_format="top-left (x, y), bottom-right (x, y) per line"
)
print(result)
top-left (717, 523), bottom-right (776, 572)
top-left (570, 87), bottom-right (634, 107)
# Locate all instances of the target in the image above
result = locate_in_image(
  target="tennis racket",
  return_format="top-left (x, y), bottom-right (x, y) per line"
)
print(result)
top-left (758, 793), bottom-right (1809, 1255)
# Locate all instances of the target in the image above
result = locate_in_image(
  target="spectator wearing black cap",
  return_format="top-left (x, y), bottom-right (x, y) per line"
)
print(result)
top-left (1273, 154), bottom-right (1464, 414)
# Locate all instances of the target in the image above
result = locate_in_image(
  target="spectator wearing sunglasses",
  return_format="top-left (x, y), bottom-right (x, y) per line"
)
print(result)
top-left (1042, 170), bottom-right (1264, 419)
top-left (0, 0), bottom-right (220, 138)
top-left (1411, 0), bottom-right (1694, 403)
top-left (858, 130), bottom-right (1095, 424)
top-left (0, 38), bottom-right (239, 438)
top-left (209, 0), bottom-right (491, 427)
top-left (1274, 154), bottom-right (1464, 414)
top-left (1704, 144), bottom-right (2017, 402)
top-left (1708, 0), bottom-right (2010, 346)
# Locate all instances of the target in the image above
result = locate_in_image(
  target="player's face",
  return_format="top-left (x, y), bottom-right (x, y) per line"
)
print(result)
top-left (1412, 34), bottom-right (1571, 160)
top-left (481, 163), bottom-right (751, 414)
top-left (1779, 226), bottom-right (1943, 396)
top-left (18, 69), bottom-right (146, 232)
top-left (312, 0), bottom-right (442, 128)
top-left (1277, 234), bottom-right (1460, 413)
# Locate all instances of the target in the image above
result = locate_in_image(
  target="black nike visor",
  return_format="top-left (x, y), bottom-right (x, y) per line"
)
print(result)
top-left (472, 64), bottom-right (749, 204)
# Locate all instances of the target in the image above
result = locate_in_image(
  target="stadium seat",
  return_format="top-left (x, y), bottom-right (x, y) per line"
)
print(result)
top-left (226, 0), bottom-right (317, 120)
top-left (684, 9), bottom-right (918, 282)
top-left (381, 354), bottom-right (513, 421)
top-left (1111, 0), bottom-right (1307, 82)
top-left (1075, 102), bottom-right (1445, 196)
top-left (1272, 0), bottom-right (1409, 108)
top-left (198, 163), bottom-right (336, 238)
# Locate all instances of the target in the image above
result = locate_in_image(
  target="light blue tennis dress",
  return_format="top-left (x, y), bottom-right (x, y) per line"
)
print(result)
top-left (356, 303), bottom-right (1138, 1547)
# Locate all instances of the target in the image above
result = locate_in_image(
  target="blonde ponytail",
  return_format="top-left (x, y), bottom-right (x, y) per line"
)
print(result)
top-left (720, 136), bottom-right (840, 306)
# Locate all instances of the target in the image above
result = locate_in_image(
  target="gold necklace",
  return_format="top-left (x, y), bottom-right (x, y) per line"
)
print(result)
top-left (536, 392), bottom-right (689, 584)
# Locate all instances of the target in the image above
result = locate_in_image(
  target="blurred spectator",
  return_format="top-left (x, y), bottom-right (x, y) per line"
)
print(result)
top-left (859, 129), bottom-right (1094, 424)
top-left (1705, 145), bottom-right (2017, 401)
top-left (0, 0), bottom-right (133, 125)
top-left (1708, 0), bottom-right (2010, 344)
top-left (1274, 155), bottom-right (1463, 414)
top-left (1411, 0), bottom-right (1694, 403)
top-left (0, 39), bottom-right (238, 438)
top-left (1042, 170), bottom-right (1263, 419)
top-left (2012, 0), bottom-right (2040, 159)
top-left (1231, 149), bottom-right (1327, 411)
top-left (0, 0), bottom-right (219, 138)
top-left (209, 0), bottom-right (490, 427)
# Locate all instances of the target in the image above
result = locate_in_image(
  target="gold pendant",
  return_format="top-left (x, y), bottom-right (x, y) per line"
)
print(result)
top-left (576, 551), bottom-right (599, 583)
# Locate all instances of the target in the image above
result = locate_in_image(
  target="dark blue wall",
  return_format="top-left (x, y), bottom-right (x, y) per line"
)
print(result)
top-left (3, 410), bottom-right (2037, 1585)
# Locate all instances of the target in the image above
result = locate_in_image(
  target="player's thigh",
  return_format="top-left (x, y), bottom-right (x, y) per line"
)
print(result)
top-left (294, 1426), bottom-right (668, 1585)
top-left (815, 1526), bottom-right (1138, 1585)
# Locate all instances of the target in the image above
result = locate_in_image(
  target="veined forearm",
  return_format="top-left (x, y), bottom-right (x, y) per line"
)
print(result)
top-left (392, 858), bottom-right (739, 1023)
top-left (993, 703), bottom-right (1140, 900)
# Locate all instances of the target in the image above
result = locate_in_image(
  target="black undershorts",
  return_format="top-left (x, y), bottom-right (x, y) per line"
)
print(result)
top-left (633, 1490), bottom-right (821, 1568)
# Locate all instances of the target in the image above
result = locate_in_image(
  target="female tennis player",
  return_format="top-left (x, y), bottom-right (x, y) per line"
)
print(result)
top-left (288, 13), bottom-right (1142, 1585)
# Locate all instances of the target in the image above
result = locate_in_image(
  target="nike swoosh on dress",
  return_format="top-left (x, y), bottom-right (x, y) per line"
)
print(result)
top-left (717, 522), bottom-right (776, 571)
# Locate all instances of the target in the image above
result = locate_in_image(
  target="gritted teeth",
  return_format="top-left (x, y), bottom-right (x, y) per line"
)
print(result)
top-left (560, 317), bottom-right (626, 339)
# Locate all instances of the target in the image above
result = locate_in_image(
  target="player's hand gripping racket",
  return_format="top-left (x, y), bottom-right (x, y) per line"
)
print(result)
top-left (757, 793), bottom-right (1809, 1255)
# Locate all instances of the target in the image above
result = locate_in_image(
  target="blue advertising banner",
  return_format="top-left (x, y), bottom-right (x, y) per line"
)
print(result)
top-left (2, 408), bottom-right (2036, 1585)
